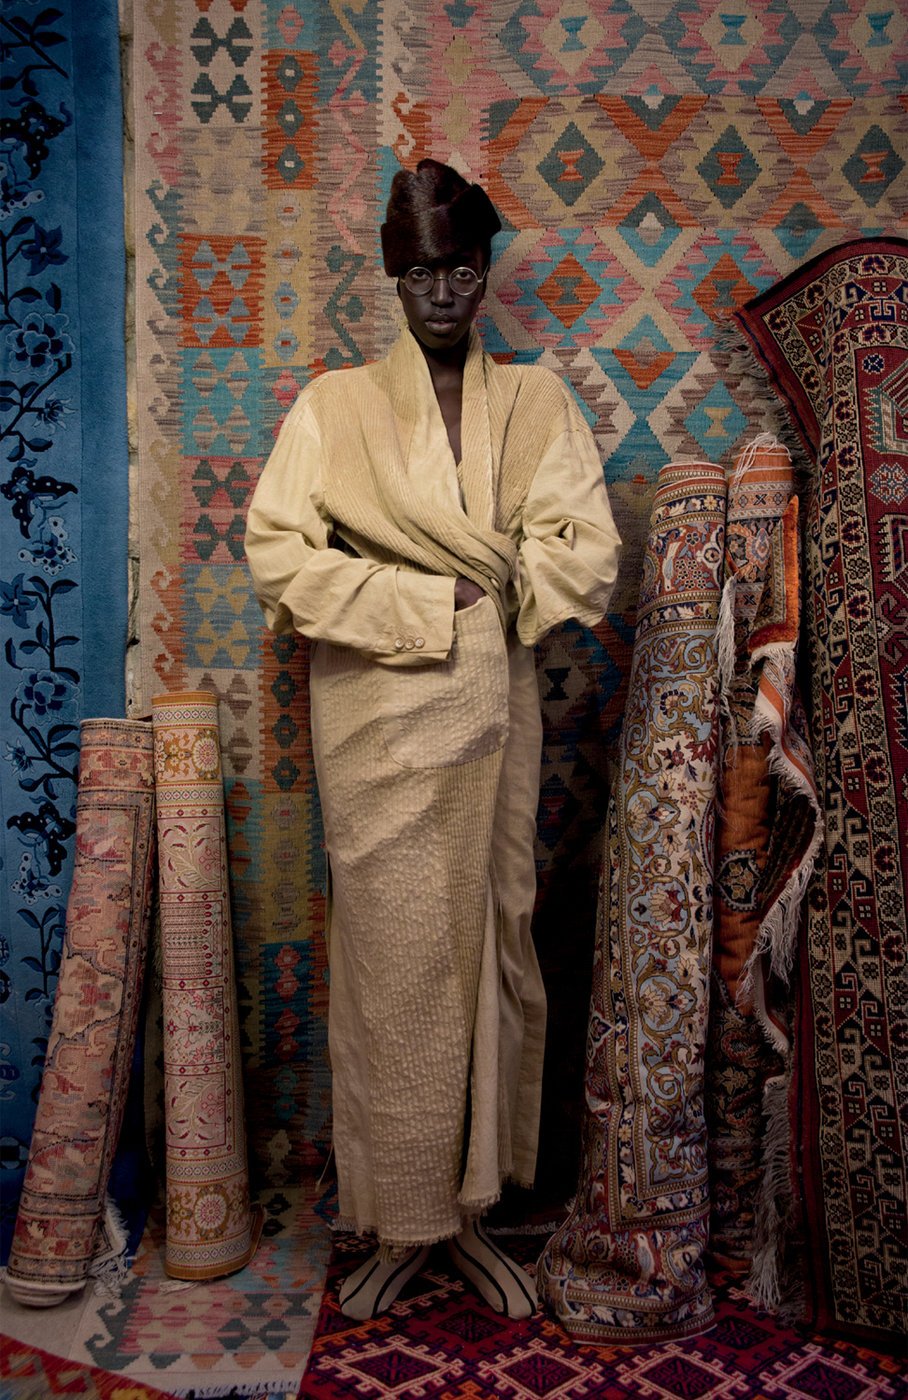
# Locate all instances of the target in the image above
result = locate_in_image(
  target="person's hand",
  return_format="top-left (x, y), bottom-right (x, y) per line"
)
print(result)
top-left (453, 577), bottom-right (484, 610)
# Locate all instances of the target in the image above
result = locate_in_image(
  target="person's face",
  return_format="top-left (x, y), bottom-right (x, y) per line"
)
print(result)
top-left (396, 243), bottom-right (487, 354)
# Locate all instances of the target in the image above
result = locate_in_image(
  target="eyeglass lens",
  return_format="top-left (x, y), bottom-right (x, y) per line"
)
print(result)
top-left (402, 266), bottom-right (484, 296)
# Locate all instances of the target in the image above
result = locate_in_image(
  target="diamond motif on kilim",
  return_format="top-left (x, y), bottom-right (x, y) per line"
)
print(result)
top-left (537, 254), bottom-right (600, 327)
top-left (498, 231), bottom-right (641, 347)
top-left (498, 0), bottom-right (644, 95)
top-left (537, 121), bottom-right (604, 205)
top-left (639, 1355), bottom-right (724, 1399)
top-left (180, 236), bottom-right (265, 349)
top-left (816, 1), bottom-right (908, 96)
top-left (697, 125), bottom-right (760, 208)
top-left (618, 192), bottom-right (683, 265)
top-left (842, 125), bottom-right (906, 206)
top-left (438, 1305), bottom-right (504, 1344)
top-left (351, 1346), bottom-right (439, 1385)
top-left (662, 0), bottom-right (798, 95)
top-left (501, 1352), bottom-right (586, 1396)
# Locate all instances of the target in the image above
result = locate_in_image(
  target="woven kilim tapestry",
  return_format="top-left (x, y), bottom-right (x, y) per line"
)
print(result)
top-left (538, 461), bottom-right (724, 1342)
top-left (131, 1), bottom-right (908, 1220)
top-left (1, 0), bottom-right (130, 1259)
top-left (735, 239), bottom-right (908, 1344)
top-left (152, 690), bottom-right (263, 1280)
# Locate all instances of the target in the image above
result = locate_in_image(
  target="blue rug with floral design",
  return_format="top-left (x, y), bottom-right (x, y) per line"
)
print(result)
top-left (0, 0), bottom-right (129, 1260)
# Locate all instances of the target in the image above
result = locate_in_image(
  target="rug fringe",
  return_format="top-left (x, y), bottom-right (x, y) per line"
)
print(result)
top-left (746, 1071), bottom-right (803, 1322)
top-left (170, 1384), bottom-right (292, 1397)
top-left (714, 322), bottom-right (812, 490)
top-left (728, 431), bottom-right (786, 492)
top-left (737, 659), bottom-right (822, 1009)
top-left (87, 1196), bottom-right (133, 1298)
top-left (716, 577), bottom-right (738, 743)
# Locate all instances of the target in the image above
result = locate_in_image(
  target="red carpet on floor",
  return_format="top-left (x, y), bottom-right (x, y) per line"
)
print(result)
top-left (298, 1235), bottom-right (907, 1398)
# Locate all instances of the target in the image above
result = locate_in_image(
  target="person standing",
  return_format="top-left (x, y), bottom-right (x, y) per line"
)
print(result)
top-left (245, 159), bottom-right (620, 1319)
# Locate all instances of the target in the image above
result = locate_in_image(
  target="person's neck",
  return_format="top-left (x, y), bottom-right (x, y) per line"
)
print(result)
top-left (411, 330), bottom-right (469, 389)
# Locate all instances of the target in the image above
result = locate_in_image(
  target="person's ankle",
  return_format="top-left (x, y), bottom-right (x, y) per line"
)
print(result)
top-left (447, 1219), bottom-right (537, 1319)
top-left (338, 1243), bottom-right (429, 1320)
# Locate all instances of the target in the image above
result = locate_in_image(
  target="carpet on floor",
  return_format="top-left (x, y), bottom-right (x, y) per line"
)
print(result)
top-left (298, 1231), bottom-right (907, 1399)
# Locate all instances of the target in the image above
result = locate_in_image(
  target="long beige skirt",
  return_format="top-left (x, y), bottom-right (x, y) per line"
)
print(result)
top-left (310, 596), bottom-right (546, 1245)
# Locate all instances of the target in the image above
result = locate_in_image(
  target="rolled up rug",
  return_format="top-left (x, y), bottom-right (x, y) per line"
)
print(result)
top-left (151, 689), bottom-right (262, 1280)
top-left (6, 721), bottom-right (156, 1305)
top-left (707, 436), bottom-right (820, 1290)
top-left (538, 461), bottom-right (725, 1343)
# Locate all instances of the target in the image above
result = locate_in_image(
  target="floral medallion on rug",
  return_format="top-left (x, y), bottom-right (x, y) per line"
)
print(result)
top-left (538, 461), bottom-right (725, 1342)
top-left (297, 1232), bottom-right (908, 1400)
top-left (0, 0), bottom-right (130, 1259)
top-left (152, 691), bottom-right (262, 1281)
top-left (5, 722), bottom-right (156, 1304)
top-left (706, 435), bottom-right (820, 1290)
top-left (735, 238), bottom-right (908, 1344)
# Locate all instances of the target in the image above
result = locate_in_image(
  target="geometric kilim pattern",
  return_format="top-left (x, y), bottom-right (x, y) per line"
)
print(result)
top-left (132, 0), bottom-right (908, 1276)
top-left (736, 239), bottom-right (908, 1343)
top-left (298, 1233), bottom-right (908, 1400)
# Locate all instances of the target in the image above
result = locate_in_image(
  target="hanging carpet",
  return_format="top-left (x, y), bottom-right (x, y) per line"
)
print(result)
top-left (735, 237), bottom-right (908, 1343)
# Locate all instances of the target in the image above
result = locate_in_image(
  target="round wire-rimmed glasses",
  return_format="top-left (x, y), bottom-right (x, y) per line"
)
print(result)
top-left (399, 265), bottom-right (488, 297)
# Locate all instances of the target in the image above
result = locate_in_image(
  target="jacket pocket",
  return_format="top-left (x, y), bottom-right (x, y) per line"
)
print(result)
top-left (379, 597), bottom-right (509, 768)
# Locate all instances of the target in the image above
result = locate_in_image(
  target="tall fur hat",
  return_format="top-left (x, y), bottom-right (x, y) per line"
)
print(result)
top-left (381, 158), bottom-right (501, 277)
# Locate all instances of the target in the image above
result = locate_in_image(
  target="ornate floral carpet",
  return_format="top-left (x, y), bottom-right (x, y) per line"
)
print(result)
top-left (130, 0), bottom-right (908, 1228)
top-left (0, 0), bottom-right (131, 1258)
top-left (539, 461), bottom-right (725, 1342)
top-left (152, 692), bottom-right (262, 1281)
top-left (297, 1233), bottom-right (908, 1400)
top-left (6, 722), bottom-right (156, 1304)
top-left (735, 239), bottom-right (908, 1344)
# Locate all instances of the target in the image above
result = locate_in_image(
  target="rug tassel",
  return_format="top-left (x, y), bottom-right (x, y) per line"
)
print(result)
top-left (87, 1196), bottom-right (132, 1298)
top-left (717, 577), bottom-right (738, 744)
top-left (746, 1071), bottom-right (802, 1321)
top-left (729, 432), bottom-right (786, 492)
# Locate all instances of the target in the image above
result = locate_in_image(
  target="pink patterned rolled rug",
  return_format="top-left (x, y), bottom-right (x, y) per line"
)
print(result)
top-left (538, 461), bottom-right (725, 1343)
top-left (151, 690), bottom-right (262, 1280)
top-left (6, 721), bottom-right (156, 1305)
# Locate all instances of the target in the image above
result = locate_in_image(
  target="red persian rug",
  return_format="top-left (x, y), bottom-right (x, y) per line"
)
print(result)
top-left (538, 462), bottom-right (726, 1343)
top-left (297, 1233), bottom-right (907, 1399)
top-left (5, 721), bottom-right (156, 1305)
top-left (735, 238), bottom-right (908, 1345)
top-left (152, 691), bottom-right (262, 1281)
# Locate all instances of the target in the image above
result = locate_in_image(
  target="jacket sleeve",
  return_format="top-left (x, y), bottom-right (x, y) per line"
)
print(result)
top-left (514, 389), bottom-right (621, 647)
top-left (245, 391), bottom-right (456, 664)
